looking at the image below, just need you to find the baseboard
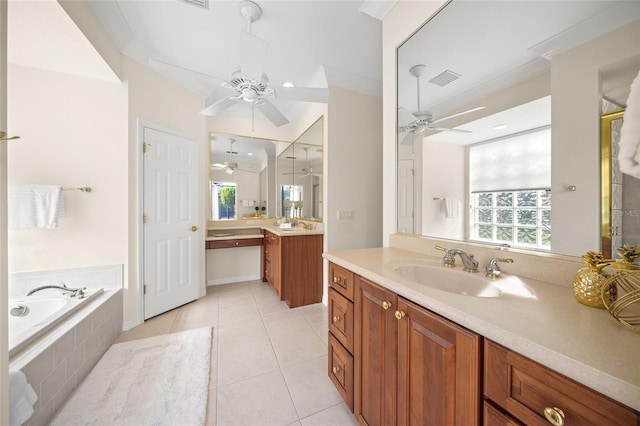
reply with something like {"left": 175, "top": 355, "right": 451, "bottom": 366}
{"left": 207, "top": 274, "right": 261, "bottom": 286}
{"left": 122, "top": 319, "right": 142, "bottom": 331}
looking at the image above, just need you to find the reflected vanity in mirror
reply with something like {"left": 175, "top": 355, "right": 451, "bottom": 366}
{"left": 277, "top": 116, "right": 324, "bottom": 221}
{"left": 397, "top": 0, "right": 640, "bottom": 257}
{"left": 209, "top": 133, "right": 290, "bottom": 220}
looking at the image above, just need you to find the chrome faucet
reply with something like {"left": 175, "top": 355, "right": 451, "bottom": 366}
{"left": 485, "top": 258, "right": 514, "bottom": 279}
{"left": 299, "top": 221, "right": 314, "bottom": 231}
{"left": 27, "top": 282, "right": 86, "bottom": 298}
{"left": 435, "top": 246, "right": 479, "bottom": 272}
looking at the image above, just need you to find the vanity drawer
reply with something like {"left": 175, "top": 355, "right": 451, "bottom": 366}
{"left": 328, "top": 333, "right": 354, "bottom": 412}
{"left": 329, "top": 262, "right": 355, "bottom": 301}
{"left": 207, "top": 238, "right": 263, "bottom": 249}
{"left": 329, "top": 288, "right": 354, "bottom": 353}
{"left": 484, "top": 340, "right": 639, "bottom": 426}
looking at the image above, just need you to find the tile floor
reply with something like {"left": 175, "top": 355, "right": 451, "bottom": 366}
{"left": 116, "top": 280, "right": 358, "bottom": 426}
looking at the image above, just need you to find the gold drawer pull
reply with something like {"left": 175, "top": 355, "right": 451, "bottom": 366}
{"left": 395, "top": 310, "right": 405, "bottom": 320}
{"left": 333, "top": 276, "right": 341, "bottom": 284}
{"left": 332, "top": 315, "right": 340, "bottom": 323}
{"left": 382, "top": 301, "right": 392, "bottom": 310}
{"left": 332, "top": 366, "right": 341, "bottom": 374}
{"left": 543, "top": 407, "right": 565, "bottom": 426}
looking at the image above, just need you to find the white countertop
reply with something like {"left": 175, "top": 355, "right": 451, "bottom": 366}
{"left": 324, "top": 247, "right": 640, "bottom": 412}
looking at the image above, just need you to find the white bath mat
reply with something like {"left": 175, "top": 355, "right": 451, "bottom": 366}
{"left": 50, "top": 327, "right": 212, "bottom": 426}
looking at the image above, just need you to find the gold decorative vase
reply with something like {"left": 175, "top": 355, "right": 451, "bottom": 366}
{"left": 573, "top": 251, "right": 613, "bottom": 308}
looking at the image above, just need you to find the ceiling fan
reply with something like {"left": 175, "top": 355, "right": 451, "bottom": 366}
{"left": 282, "top": 147, "right": 320, "bottom": 178}
{"left": 398, "top": 64, "right": 485, "bottom": 145}
{"left": 150, "top": 0, "right": 328, "bottom": 128}
{"left": 211, "top": 139, "right": 256, "bottom": 175}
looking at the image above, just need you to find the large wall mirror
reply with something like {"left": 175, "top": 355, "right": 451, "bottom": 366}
{"left": 397, "top": 0, "right": 640, "bottom": 257}
{"left": 209, "top": 133, "right": 290, "bottom": 221}
{"left": 277, "top": 116, "right": 324, "bottom": 221}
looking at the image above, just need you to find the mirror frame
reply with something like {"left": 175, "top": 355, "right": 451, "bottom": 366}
{"left": 600, "top": 109, "right": 625, "bottom": 258}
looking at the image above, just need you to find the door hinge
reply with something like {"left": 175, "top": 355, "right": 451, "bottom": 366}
{"left": 143, "top": 142, "right": 149, "bottom": 153}
{"left": 143, "top": 213, "right": 147, "bottom": 224}
{"left": 144, "top": 284, "right": 147, "bottom": 295}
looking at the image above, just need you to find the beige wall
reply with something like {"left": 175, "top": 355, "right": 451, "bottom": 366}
{"left": 326, "top": 86, "right": 383, "bottom": 251}
{"left": 7, "top": 64, "right": 128, "bottom": 273}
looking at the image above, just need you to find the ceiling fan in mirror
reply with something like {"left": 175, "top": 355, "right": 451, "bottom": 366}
{"left": 282, "top": 147, "right": 320, "bottom": 178}
{"left": 149, "top": 0, "right": 328, "bottom": 128}
{"left": 212, "top": 139, "right": 256, "bottom": 175}
{"left": 398, "top": 64, "right": 485, "bottom": 145}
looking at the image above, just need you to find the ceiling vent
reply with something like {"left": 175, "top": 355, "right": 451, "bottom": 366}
{"left": 180, "top": 0, "right": 209, "bottom": 9}
{"left": 429, "top": 70, "right": 461, "bottom": 87}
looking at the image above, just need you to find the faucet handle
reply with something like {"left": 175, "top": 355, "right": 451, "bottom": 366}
{"left": 485, "top": 258, "right": 514, "bottom": 279}
{"left": 435, "top": 245, "right": 456, "bottom": 268}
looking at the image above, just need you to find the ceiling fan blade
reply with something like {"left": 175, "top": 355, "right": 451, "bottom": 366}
{"left": 200, "top": 96, "right": 239, "bottom": 116}
{"left": 238, "top": 30, "right": 269, "bottom": 81}
{"left": 274, "top": 87, "right": 329, "bottom": 103}
{"left": 427, "top": 126, "right": 472, "bottom": 133}
{"left": 257, "top": 100, "right": 289, "bottom": 127}
{"left": 431, "top": 106, "right": 485, "bottom": 124}
{"left": 398, "top": 107, "right": 419, "bottom": 128}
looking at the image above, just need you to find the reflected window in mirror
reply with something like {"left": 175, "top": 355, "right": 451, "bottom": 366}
{"left": 212, "top": 182, "right": 237, "bottom": 220}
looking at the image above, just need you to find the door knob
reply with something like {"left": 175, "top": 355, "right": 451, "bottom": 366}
{"left": 191, "top": 226, "right": 198, "bottom": 232}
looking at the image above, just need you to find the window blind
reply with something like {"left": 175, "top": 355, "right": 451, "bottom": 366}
{"left": 469, "top": 127, "right": 551, "bottom": 193}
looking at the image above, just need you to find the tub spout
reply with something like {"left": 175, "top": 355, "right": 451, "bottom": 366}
{"left": 27, "top": 283, "right": 86, "bottom": 298}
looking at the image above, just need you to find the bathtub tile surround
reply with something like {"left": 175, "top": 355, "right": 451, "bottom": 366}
{"left": 8, "top": 264, "right": 123, "bottom": 298}
{"left": 10, "top": 289, "right": 123, "bottom": 426}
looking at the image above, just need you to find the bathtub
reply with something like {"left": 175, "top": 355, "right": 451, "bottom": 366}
{"left": 8, "top": 288, "right": 103, "bottom": 357}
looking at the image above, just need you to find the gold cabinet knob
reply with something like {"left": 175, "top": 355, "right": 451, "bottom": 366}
{"left": 191, "top": 225, "right": 198, "bottom": 232}
{"left": 543, "top": 407, "right": 565, "bottom": 426}
{"left": 332, "top": 366, "right": 340, "bottom": 374}
{"left": 395, "top": 310, "right": 406, "bottom": 320}
{"left": 333, "top": 276, "right": 341, "bottom": 284}
{"left": 382, "top": 301, "right": 392, "bottom": 310}
{"left": 332, "top": 315, "right": 340, "bottom": 323}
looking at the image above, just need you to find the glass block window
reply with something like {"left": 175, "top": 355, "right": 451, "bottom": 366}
{"left": 471, "top": 190, "right": 551, "bottom": 250}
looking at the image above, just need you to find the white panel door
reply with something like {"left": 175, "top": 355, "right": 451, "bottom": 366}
{"left": 143, "top": 126, "right": 200, "bottom": 320}
{"left": 397, "top": 158, "right": 415, "bottom": 234}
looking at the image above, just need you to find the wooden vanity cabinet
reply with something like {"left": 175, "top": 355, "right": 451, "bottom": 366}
{"left": 354, "top": 275, "right": 482, "bottom": 426}
{"left": 328, "top": 262, "right": 355, "bottom": 411}
{"left": 484, "top": 340, "right": 640, "bottom": 426}
{"left": 263, "top": 230, "right": 322, "bottom": 308}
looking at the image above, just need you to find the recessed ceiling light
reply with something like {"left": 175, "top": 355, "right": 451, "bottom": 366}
{"left": 248, "top": 152, "right": 254, "bottom": 156}
{"left": 282, "top": 82, "right": 295, "bottom": 88}
{"left": 493, "top": 124, "right": 508, "bottom": 130}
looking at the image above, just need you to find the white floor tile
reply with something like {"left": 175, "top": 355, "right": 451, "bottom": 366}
{"left": 270, "top": 327, "right": 328, "bottom": 368}
{"left": 217, "top": 370, "right": 299, "bottom": 426}
{"left": 263, "top": 310, "right": 314, "bottom": 337}
{"left": 300, "top": 403, "right": 358, "bottom": 426}
{"left": 282, "top": 355, "right": 343, "bottom": 419}
{"left": 218, "top": 337, "right": 280, "bottom": 386}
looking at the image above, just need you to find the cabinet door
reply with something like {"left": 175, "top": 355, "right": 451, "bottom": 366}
{"left": 396, "top": 297, "right": 481, "bottom": 426}
{"left": 354, "top": 276, "right": 398, "bottom": 426}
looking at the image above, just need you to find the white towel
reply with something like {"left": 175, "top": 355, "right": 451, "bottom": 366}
{"left": 444, "top": 198, "right": 460, "bottom": 219}
{"left": 618, "top": 69, "right": 640, "bottom": 179}
{"left": 8, "top": 184, "right": 65, "bottom": 230}
{"left": 9, "top": 370, "right": 38, "bottom": 426}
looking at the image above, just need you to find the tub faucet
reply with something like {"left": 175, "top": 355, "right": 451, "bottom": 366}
{"left": 27, "top": 283, "right": 86, "bottom": 298}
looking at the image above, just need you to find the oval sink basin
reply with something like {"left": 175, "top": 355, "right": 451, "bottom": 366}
{"left": 385, "top": 259, "right": 535, "bottom": 299}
